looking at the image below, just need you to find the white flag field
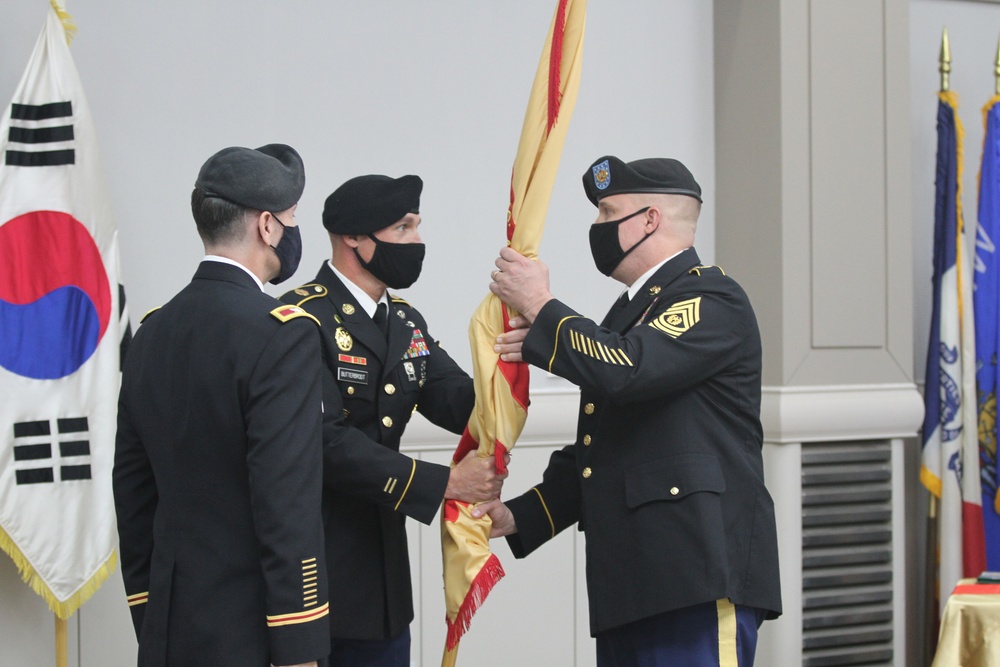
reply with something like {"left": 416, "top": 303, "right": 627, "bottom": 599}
{"left": 0, "top": 5, "right": 130, "bottom": 618}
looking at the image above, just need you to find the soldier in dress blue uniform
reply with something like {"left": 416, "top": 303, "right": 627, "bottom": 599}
{"left": 113, "top": 144, "right": 330, "bottom": 667}
{"left": 279, "top": 174, "right": 518, "bottom": 667}
{"left": 476, "top": 156, "right": 782, "bottom": 667}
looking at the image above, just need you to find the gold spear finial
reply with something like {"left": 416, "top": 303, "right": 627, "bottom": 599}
{"left": 995, "top": 33, "right": 1000, "bottom": 95}
{"left": 940, "top": 27, "right": 951, "bottom": 93}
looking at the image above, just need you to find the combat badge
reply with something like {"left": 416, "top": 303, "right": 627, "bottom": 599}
{"left": 648, "top": 297, "right": 702, "bottom": 338}
{"left": 335, "top": 326, "right": 353, "bottom": 351}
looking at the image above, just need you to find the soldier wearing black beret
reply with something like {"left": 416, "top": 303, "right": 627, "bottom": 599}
{"left": 279, "top": 174, "right": 519, "bottom": 667}
{"left": 479, "top": 156, "right": 782, "bottom": 666}
{"left": 114, "top": 144, "right": 331, "bottom": 667}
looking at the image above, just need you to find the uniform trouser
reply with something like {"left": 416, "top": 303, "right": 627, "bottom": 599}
{"left": 326, "top": 627, "right": 410, "bottom": 667}
{"left": 595, "top": 599, "right": 768, "bottom": 667}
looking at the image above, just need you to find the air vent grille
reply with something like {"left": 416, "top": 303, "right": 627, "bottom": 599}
{"left": 801, "top": 441, "right": 893, "bottom": 667}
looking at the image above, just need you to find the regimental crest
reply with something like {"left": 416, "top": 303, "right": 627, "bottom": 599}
{"left": 593, "top": 160, "right": 611, "bottom": 190}
{"left": 335, "top": 326, "right": 353, "bottom": 352}
{"left": 648, "top": 297, "right": 702, "bottom": 338}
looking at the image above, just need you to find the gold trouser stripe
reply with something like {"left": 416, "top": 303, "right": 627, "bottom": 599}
{"left": 532, "top": 487, "right": 556, "bottom": 539}
{"left": 394, "top": 459, "right": 417, "bottom": 511}
{"left": 548, "top": 316, "right": 582, "bottom": 372}
{"left": 717, "top": 598, "right": 738, "bottom": 667}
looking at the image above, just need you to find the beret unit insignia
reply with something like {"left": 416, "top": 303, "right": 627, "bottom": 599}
{"left": 648, "top": 297, "right": 701, "bottom": 338}
{"left": 593, "top": 159, "right": 611, "bottom": 190}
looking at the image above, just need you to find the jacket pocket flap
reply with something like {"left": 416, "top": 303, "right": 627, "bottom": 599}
{"left": 626, "top": 454, "right": 726, "bottom": 507}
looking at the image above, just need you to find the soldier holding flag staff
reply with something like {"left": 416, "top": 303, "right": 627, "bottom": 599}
{"left": 113, "top": 144, "right": 329, "bottom": 667}
{"left": 279, "top": 173, "right": 520, "bottom": 667}
{"left": 477, "top": 155, "right": 782, "bottom": 667}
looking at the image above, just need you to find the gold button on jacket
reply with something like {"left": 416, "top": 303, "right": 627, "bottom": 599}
{"left": 582, "top": 467, "right": 592, "bottom": 478}
{"left": 582, "top": 434, "right": 592, "bottom": 446}
{"left": 384, "top": 383, "right": 396, "bottom": 395}
{"left": 382, "top": 416, "right": 393, "bottom": 428}
{"left": 584, "top": 403, "right": 595, "bottom": 414}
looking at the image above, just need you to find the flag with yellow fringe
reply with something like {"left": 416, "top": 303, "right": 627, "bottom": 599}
{"left": 0, "top": 1, "right": 130, "bottom": 619}
{"left": 440, "top": 1, "right": 585, "bottom": 664}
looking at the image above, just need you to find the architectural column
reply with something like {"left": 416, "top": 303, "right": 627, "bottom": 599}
{"left": 714, "top": 2, "right": 924, "bottom": 665}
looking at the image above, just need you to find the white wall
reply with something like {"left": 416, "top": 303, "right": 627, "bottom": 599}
{"left": 0, "top": 2, "right": 714, "bottom": 665}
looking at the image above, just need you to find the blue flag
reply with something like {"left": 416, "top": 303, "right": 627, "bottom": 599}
{"left": 975, "top": 94, "right": 1000, "bottom": 570}
{"left": 922, "top": 91, "right": 984, "bottom": 608}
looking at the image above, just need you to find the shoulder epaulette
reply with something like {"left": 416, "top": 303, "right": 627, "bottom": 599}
{"left": 287, "top": 283, "right": 327, "bottom": 306}
{"left": 389, "top": 294, "right": 411, "bottom": 306}
{"left": 270, "top": 305, "right": 321, "bottom": 326}
{"left": 688, "top": 265, "right": 726, "bottom": 277}
{"left": 140, "top": 307, "right": 162, "bottom": 323}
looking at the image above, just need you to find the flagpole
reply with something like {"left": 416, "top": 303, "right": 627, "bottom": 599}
{"left": 995, "top": 32, "right": 1000, "bottom": 95}
{"left": 940, "top": 26, "right": 951, "bottom": 93}
{"left": 55, "top": 615, "right": 67, "bottom": 667}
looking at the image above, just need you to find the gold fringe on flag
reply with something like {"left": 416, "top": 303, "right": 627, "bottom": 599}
{"left": 0, "top": 524, "right": 117, "bottom": 619}
{"left": 49, "top": 0, "right": 77, "bottom": 45}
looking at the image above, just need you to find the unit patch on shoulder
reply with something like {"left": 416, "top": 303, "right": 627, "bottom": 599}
{"left": 270, "top": 305, "right": 320, "bottom": 326}
{"left": 648, "top": 297, "right": 701, "bottom": 338}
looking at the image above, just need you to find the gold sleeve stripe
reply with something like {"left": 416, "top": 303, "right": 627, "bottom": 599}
{"left": 531, "top": 487, "right": 556, "bottom": 539}
{"left": 394, "top": 459, "right": 418, "bottom": 511}
{"left": 607, "top": 348, "right": 623, "bottom": 365}
{"left": 266, "top": 602, "right": 330, "bottom": 627}
{"left": 384, "top": 477, "right": 398, "bottom": 494}
{"left": 126, "top": 592, "right": 149, "bottom": 606}
{"left": 618, "top": 349, "right": 634, "bottom": 366}
{"left": 596, "top": 342, "right": 611, "bottom": 363}
{"left": 303, "top": 576, "right": 317, "bottom": 583}
{"left": 301, "top": 557, "right": 316, "bottom": 564}
{"left": 570, "top": 329, "right": 579, "bottom": 351}
{"left": 548, "top": 316, "right": 582, "bottom": 372}
{"left": 586, "top": 337, "right": 596, "bottom": 358}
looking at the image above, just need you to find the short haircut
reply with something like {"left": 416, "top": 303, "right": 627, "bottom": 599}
{"left": 190, "top": 188, "right": 257, "bottom": 246}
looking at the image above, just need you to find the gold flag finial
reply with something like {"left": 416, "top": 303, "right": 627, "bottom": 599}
{"left": 49, "top": 0, "right": 77, "bottom": 45}
{"left": 940, "top": 27, "right": 951, "bottom": 93}
{"left": 995, "top": 33, "right": 1000, "bottom": 95}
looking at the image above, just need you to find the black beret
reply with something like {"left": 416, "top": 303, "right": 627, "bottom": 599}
{"left": 582, "top": 155, "right": 702, "bottom": 206}
{"left": 322, "top": 174, "right": 422, "bottom": 235}
{"left": 195, "top": 143, "right": 305, "bottom": 211}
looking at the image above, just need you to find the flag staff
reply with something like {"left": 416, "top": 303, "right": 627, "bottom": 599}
{"left": 940, "top": 27, "right": 951, "bottom": 93}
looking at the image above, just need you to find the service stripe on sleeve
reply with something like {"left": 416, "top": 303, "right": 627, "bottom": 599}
{"left": 266, "top": 602, "right": 330, "bottom": 627}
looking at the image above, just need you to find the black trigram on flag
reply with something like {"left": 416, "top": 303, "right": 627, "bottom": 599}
{"left": 12, "top": 417, "right": 92, "bottom": 484}
{"left": 5, "top": 101, "right": 75, "bottom": 167}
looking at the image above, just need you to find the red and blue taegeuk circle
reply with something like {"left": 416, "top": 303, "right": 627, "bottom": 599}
{"left": 0, "top": 210, "right": 111, "bottom": 379}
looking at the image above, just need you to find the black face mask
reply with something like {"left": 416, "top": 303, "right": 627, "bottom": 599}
{"left": 355, "top": 234, "right": 426, "bottom": 289}
{"left": 268, "top": 215, "right": 302, "bottom": 285}
{"left": 588, "top": 206, "right": 651, "bottom": 276}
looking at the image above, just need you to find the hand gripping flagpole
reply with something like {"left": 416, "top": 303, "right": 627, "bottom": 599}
{"left": 439, "top": 1, "right": 585, "bottom": 665}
